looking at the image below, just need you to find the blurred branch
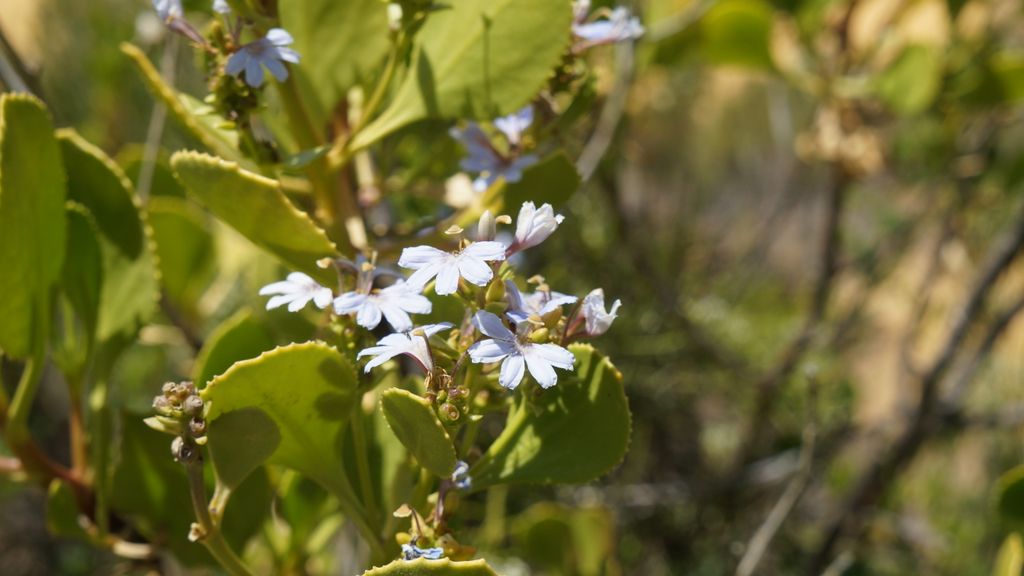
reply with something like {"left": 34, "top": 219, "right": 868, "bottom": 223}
{"left": 735, "top": 379, "right": 818, "bottom": 576}
{"left": 648, "top": 0, "right": 718, "bottom": 43}
{"left": 160, "top": 294, "right": 204, "bottom": 353}
{"left": 808, "top": 200, "right": 1024, "bottom": 572}
{"left": 0, "top": 24, "right": 41, "bottom": 97}
{"left": 576, "top": 40, "right": 634, "bottom": 182}
{"left": 137, "top": 35, "right": 179, "bottom": 201}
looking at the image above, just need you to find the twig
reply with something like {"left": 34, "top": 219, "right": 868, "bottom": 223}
{"left": 808, "top": 200, "right": 1024, "bottom": 572}
{"left": 137, "top": 35, "right": 179, "bottom": 201}
{"left": 159, "top": 293, "right": 204, "bottom": 353}
{"left": 0, "top": 24, "right": 40, "bottom": 96}
{"left": 576, "top": 39, "right": 635, "bottom": 182}
{"left": 735, "top": 377, "right": 818, "bottom": 576}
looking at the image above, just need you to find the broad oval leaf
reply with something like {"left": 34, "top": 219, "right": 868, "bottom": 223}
{"left": 59, "top": 129, "right": 159, "bottom": 342}
{"left": 170, "top": 151, "right": 338, "bottom": 284}
{"left": 351, "top": 0, "right": 573, "bottom": 149}
{"left": 997, "top": 465, "right": 1024, "bottom": 526}
{"left": 279, "top": 0, "right": 390, "bottom": 128}
{"left": 201, "top": 342, "right": 365, "bottom": 520}
{"left": 192, "top": 308, "right": 274, "bottom": 388}
{"left": 995, "top": 533, "right": 1024, "bottom": 576}
{"left": 470, "top": 344, "right": 630, "bottom": 488}
{"left": 60, "top": 207, "right": 104, "bottom": 344}
{"left": 361, "top": 558, "right": 499, "bottom": 576}
{"left": 381, "top": 388, "right": 457, "bottom": 477}
{"left": 0, "top": 93, "right": 66, "bottom": 357}
{"left": 502, "top": 152, "right": 580, "bottom": 210}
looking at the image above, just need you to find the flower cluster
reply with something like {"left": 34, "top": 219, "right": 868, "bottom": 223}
{"left": 259, "top": 201, "right": 621, "bottom": 391}
{"left": 572, "top": 0, "right": 645, "bottom": 49}
{"left": 450, "top": 106, "right": 539, "bottom": 193}
{"left": 151, "top": 0, "right": 301, "bottom": 88}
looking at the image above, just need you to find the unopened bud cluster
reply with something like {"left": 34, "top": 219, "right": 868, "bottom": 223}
{"left": 149, "top": 381, "right": 207, "bottom": 464}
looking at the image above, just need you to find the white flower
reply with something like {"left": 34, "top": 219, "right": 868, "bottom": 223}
{"left": 510, "top": 201, "right": 564, "bottom": 253}
{"left": 468, "top": 311, "right": 575, "bottom": 390}
{"left": 505, "top": 280, "right": 577, "bottom": 324}
{"left": 493, "top": 105, "right": 533, "bottom": 146}
{"left": 573, "top": 6, "right": 645, "bottom": 45}
{"left": 357, "top": 323, "right": 454, "bottom": 373}
{"left": 581, "top": 288, "right": 621, "bottom": 335}
{"left": 213, "top": 0, "right": 231, "bottom": 14}
{"left": 334, "top": 280, "right": 431, "bottom": 332}
{"left": 450, "top": 124, "right": 538, "bottom": 192}
{"left": 259, "top": 272, "right": 333, "bottom": 312}
{"left": 226, "top": 28, "right": 300, "bottom": 87}
{"left": 398, "top": 241, "right": 507, "bottom": 295}
{"left": 153, "top": 0, "right": 183, "bottom": 21}
{"left": 401, "top": 543, "right": 444, "bottom": 561}
{"left": 451, "top": 460, "right": 472, "bottom": 490}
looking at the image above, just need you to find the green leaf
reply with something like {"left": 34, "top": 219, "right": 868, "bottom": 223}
{"left": 0, "top": 93, "right": 66, "bottom": 358}
{"left": 121, "top": 43, "right": 243, "bottom": 163}
{"left": 503, "top": 152, "right": 580, "bottom": 210}
{"left": 279, "top": 0, "right": 390, "bottom": 127}
{"left": 60, "top": 207, "right": 104, "bottom": 344}
{"left": 380, "top": 388, "right": 457, "bottom": 477}
{"left": 58, "top": 129, "right": 159, "bottom": 342}
{"left": 876, "top": 45, "right": 944, "bottom": 115}
{"left": 201, "top": 343, "right": 364, "bottom": 517}
{"left": 698, "top": 0, "right": 776, "bottom": 71}
{"left": 149, "top": 196, "right": 216, "bottom": 312}
{"left": 351, "top": 0, "right": 573, "bottom": 150}
{"left": 111, "top": 414, "right": 270, "bottom": 566}
{"left": 46, "top": 479, "right": 89, "bottom": 540}
{"left": 997, "top": 533, "right": 1024, "bottom": 576}
{"left": 193, "top": 308, "right": 275, "bottom": 388}
{"left": 361, "top": 558, "right": 499, "bottom": 576}
{"left": 170, "top": 151, "right": 338, "bottom": 285}
{"left": 470, "top": 344, "right": 630, "bottom": 488}
{"left": 998, "top": 466, "right": 1024, "bottom": 527}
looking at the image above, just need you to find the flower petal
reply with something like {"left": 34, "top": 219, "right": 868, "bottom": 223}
{"left": 225, "top": 51, "right": 248, "bottom": 76}
{"left": 522, "top": 346, "right": 558, "bottom": 388}
{"left": 398, "top": 245, "right": 447, "bottom": 269}
{"left": 499, "top": 354, "right": 526, "bottom": 389}
{"left": 263, "top": 55, "right": 289, "bottom": 82}
{"left": 245, "top": 57, "right": 265, "bottom": 87}
{"left": 434, "top": 261, "right": 461, "bottom": 295}
{"left": 457, "top": 255, "right": 493, "bottom": 286}
{"left": 355, "top": 301, "right": 383, "bottom": 329}
{"left": 333, "top": 291, "right": 368, "bottom": 314}
{"left": 528, "top": 343, "right": 576, "bottom": 370}
{"left": 468, "top": 338, "right": 515, "bottom": 364}
{"left": 473, "top": 310, "right": 514, "bottom": 340}
{"left": 378, "top": 302, "right": 413, "bottom": 332}
{"left": 463, "top": 241, "right": 507, "bottom": 262}
{"left": 265, "top": 27, "right": 294, "bottom": 46}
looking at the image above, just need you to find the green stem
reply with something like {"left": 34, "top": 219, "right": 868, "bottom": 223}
{"left": 185, "top": 460, "right": 255, "bottom": 576}
{"left": 6, "top": 298, "right": 46, "bottom": 449}
{"left": 350, "top": 402, "right": 380, "bottom": 528}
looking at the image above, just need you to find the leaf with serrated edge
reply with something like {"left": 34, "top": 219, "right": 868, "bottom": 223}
{"left": 192, "top": 308, "right": 274, "bottom": 387}
{"left": 361, "top": 558, "right": 499, "bottom": 576}
{"left": 381, "top": 389, "right": 457, "bottom": 477}
{"left": 469, "top": 344, "right": 630, "bottom": 489}
{"left": 350, "top": 0, "right": 573, "bottom": 150}
{"left": 170, "top": 151, "right": 338, "bottom": 285}
{"left": 0, "top": 93, "right": 66, "bottom": 357}
{"left": 121, "top": 43, "right": 243, "bottom": 163}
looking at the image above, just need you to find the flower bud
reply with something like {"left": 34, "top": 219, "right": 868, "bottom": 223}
{"left": 439, "top": 403, "right": 460, "bottom": 422}
{"left": 477, "top": 210, "right": 496, "bottom": 240}
{"left": 189, "top": 418, "right": 207, "bottom": 437}
{"left": 183, "top": 395, "right": 204, "bottom": 417}
{"left": 528, "top": 327, "right": 550, "bottom": 343}
{"left": 485, "top": 278, "right": 506, "bottom": 304}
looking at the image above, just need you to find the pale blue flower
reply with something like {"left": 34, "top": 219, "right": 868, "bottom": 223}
{"left": 398, "top": 241, "right": 507, "bottom": 295}
{"left": 581, "top": 288, "right": 621, "bottom": 335}
{"left": 259, "top": 272, "right": 333, "bottom": 312}
{"left": 573, "top": 4, "right": 645, "bottom": 45}
{"left": 153, "top": 0, "right": 183, "bottom": 22}
{"left": 451, "top": 460, "right": 472, "bottom": 490}
{"left": 450, "top": 124, "right": 538, "bottom": 192}
{"left": 358, "top": 323, "right": 454, "bottom": 373}
{"left": 334, "top": 280, "right": 432, "bottom": 332}
{"left": 505, "top": 280, "right": 577, "bottom": 324}
{"left": 493, "top": 106, "right": 533, "bottom": 146}
{"left": 510, "top": 201, "right": 564, "bottom": 254}
{"left": 226, "top": 28, "right": 300, "bottom": 87}
{"left": 401, "top": 543, "right": 445, "bottom": 561}
{"left": 468, "top": 311, "right": 575, "bottom": 390}
{"left": 213, "top": 0, "right": 231, "bottom": 14}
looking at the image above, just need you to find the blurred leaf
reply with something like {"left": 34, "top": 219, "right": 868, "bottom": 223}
{"left": 193, "top": 308, "right": 275, "bottom": 388}
{"left": 283, "top": 145, "right": 332, "bottom": 173}
{"left": 170, "top": 151, "right": 339, "bottom": 285}
{"left": 876, "top": 45, "right": 944, "bottom": 115}
{"left": 471, "top": 344, "right": 630, "bottom": 488}
{"left": 699, "top": 0, "right": 776, "bottom": 71}
{"left": 46, "top": 479, "right": 89, "bottom": 541}
{"left": 995, "top": 533, "right": 1024, "bottom": 576}
{"left": 361, "top": 558, "right": 499, "bottom": 575}
{"left": 116, "top": 145, "right": 186, "bottom": 198}
{"left": 111, "top": 414, "right": 271, "bottom": 566}
{"left": 0, "top": 93, "right": 66, "bottom": 358}
{"left": 997, "top": 466, "right": 1024, "bottom": 526}
{"left": 351, "top": 0, "right": 573, "bottom": 149}
{"left": 149, "top": 196, "right": 216, "bottom": 312}
{"left": 59, "top": 130, "right": 159, "bottom": 343}
{"left": 121, "top": 43, "right": 243, "bottom": 164}
{"left": 512, "top": 502, "right": 615, "bottom": 576}
{"left": 381, "top": 388, "right": 457, "bottom": 477}
{"left": 502, "top": 152, "right": 580, "bottom": 210}
{"left": 279, "top": 0, "right": 390, "bottom": 127}
{"left": 201, "top": 342, "right": 370, "bottom": 528}
{"left": 60, "top": 207, "right": 104, "bottom": 346}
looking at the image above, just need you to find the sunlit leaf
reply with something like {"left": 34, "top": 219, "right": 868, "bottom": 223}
{"left": 361, "top": 558, "right": 499, "bottom": 576}
{"left": 193, "top": 308, "right": 275, "bottom": 388}
{"left": 995, "top": 533, "right": 1024, "bottom": 576}
{"left": 149, "top": 196, "right": 216, "bottom": 314}
{"left": 0, "top": 93, "right": 66, "bottom": 358}
{"left": 381, "top": 388, "right": 457, "bottom": 477}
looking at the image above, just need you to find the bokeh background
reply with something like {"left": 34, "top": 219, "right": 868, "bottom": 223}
{"left": 5, "top": 0, "right": 1024, "bottom": 574}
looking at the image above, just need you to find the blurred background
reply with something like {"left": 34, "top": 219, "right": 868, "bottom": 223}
{"left": 5, "top": 0, "right": 1024, "bottom": 574}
